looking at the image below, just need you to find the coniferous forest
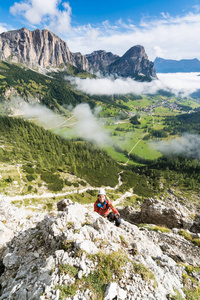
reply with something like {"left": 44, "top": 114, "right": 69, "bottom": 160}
{"left": 0, "top": 116, "right": 120, "bottom": 188}
{"left": 1, "top": 115, "right": 200, "bottom": 196}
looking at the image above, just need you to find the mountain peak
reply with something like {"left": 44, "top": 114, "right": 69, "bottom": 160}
{"left": 0, "top": 27, "right": 156, "bottom": 79}
{"left": 122, "top": 45, "right": 146, "bottom": 59}
{"left": 107, "top": 45, "right": 156, "bottom": 79}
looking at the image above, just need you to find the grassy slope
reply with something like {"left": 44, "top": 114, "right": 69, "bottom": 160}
{"left": 0, "top": 61, "right": 95, "bottom": 111}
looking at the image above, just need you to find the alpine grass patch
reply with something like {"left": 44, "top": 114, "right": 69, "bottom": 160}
{"left": 56, "top": 251, "right": 157, "bottom": 299}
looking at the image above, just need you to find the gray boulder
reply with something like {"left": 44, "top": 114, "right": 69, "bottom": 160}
{"left": 140, "top": 198, "right": 192, "bottom": 229}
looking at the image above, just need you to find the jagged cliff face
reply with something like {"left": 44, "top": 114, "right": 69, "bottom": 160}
{"left": 86, "top": 50, "right": 120, "bottom": 72}
{"left": 0, "top": 28, "right": 156, "bottom": 79}
{"left": 107, "top": 45, "right": 157, "bottom": 78}
{"left": 0, "top": 28, "right": 89, "bottom": 70}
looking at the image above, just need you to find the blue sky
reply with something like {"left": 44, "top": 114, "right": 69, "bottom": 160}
{"left": 1, "top": 0, "right": 200, "bottom": 60}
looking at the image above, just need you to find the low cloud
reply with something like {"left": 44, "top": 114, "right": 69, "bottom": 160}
{"left": 10, "top": 98, "right": 111, "bottom": 147}
{"left": 152, "top": 133, "right": 200, "bottom": 160}
{"left": 72, "top": 103, "right": 111, "bottom": 146}
{"left": 10, "top": 97, "right": 66, "bottom": 129}
{"left": 158, "top": 73, "right": 200, "bottom": 97}
{"left": 68, "top": 72, "right": 200, "bottom": 97}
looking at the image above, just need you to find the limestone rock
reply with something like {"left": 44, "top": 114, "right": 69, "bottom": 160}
{"left": 106, "top": 45, "right": 157, "bottom": 79}
{"left": 86, "top": 50, "right": 119, "bottom": 72}
{"left": 140, "top": 198, "right": 192, "bottom": 229}
{"left": 0, "top": 198, "right": 199, "bottom": 300}
{"left": 0, "top": 27, "right": 89, "bottom": 70}
{"left": 104, "top": 282, "right": 127, "bottom": 300}
{"left": 0, "top": 222, "right": 14, "bottom": 250}
{"left": 0, "top": 28, "right": 157, "bottom": 80}
{"left": 190, "top": 214, "right": 200, "bottom": 233}
{"left": 57, "top": 198, "right": 73, "bottom": 211}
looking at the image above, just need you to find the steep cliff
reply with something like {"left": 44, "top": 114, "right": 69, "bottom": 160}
{"left": 107, "top": 45, "right": 157, "bottom": 79}
{"left": 0, "top": 28, "right": 157, "bottom": 80}
{"left": 0, "top": 27, "right": 89, "bottom": 70}
{"left": 86, "top": 50, "right": 120, "bottom": 72}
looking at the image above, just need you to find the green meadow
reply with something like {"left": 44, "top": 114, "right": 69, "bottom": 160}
{"left": 50, "top": 94, "right": 200, "bottom": 165}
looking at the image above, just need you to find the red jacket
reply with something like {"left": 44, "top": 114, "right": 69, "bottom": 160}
{"left": 94, "top": 198, "right": 119, "bottom": 217}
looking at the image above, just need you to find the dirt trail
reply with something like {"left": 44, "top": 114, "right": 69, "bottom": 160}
{"left": 16, "top": 164, "right": 24, "bottom": 193}
{"left": 0, "top": 170, "right": 125, "bottom": 204}
{"left": 123, "top": 132, "right": 148, "bottom": 165}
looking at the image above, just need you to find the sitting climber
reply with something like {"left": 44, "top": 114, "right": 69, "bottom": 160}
{"left": 94, "top": 188, "right": 121, "bottom": 227}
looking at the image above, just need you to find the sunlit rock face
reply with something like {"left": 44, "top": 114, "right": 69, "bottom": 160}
{"left": 0, "top": 28, "right": 156, "bottom": 80}
{"left": 106, "top": 45, "right": 157, "bottom": 79}
{"left": 86, "top": 46, "right": 157, "bottom": 79}
{"left": 86, "top": 50, "right": 120, "bottom": 73}
{"left": 0, "top": 27, "right": 89, "bottom": 70}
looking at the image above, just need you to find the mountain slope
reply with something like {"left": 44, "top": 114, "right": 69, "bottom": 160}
{"left": 0, "top": 61, "right": 136, "bottom": 114}
{"left": 0, "top": 61, "right": 96, "bottom": 113}
{"left": 0, "top": 198, "right": 199, "bottom": 299}
{"left": 0, "top": 116, "right": 120, "bottom": 187}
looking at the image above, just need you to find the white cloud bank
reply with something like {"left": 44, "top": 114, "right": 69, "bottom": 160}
{"left": 153, "top": 133, "right": 200, "bottom": 160}
{"left": 10, "top": 98, "right": 111, "bottom": 146}
{"left": 7, "top": 1, "right": 200, "bottom": 60}
{"left": 68, "top": 72, "right": 200, "bottom": 97}
{"left": 73, "top": 103, "right": 111, "bottom": 146}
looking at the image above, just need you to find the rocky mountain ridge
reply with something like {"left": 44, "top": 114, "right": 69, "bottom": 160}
{"left": 0, "top": 27, "right": 89, "bottom": 71}
{"left": 0, "top": 28, "right": 157, "bottom": 79}
{"left": 107, "top": 46, "right": 157, "bottom": 79}
{"left": 0, "top": 195, "right": 199, "bottom": 300}
{"left": 86, "top": 50, "right": 120, "bottom": 73}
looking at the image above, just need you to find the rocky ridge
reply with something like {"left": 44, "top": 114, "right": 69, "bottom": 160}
{"left": 0, "top": 28, "right": 88, "bottom": 70}
{"left": 86, "top": 50, "right": 120, "bottom": 73}
{"left": 0, "top": 28, "right": 157, "bottom": 79}
{"left": 0, "top": 196, "right": 199, "bottom": 300}
{"left": 106, "top": 46, "right": 157, "bottom": 79}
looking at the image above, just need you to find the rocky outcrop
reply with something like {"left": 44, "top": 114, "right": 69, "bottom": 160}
{"left": 119, "top": 198, "right": 196, "bottom": 231}
{"left": 0, "top": 27, "right": 89, "bottom": 70}
{"left": 140, "top": 198, "right": 193, "bottom": 229}
{"left": 0, "top": 197, "right": 199, "bottom": 299}
{"left": 190, "top": 214, "right": 200, "bottom": 233}
{"left": 120, "top": 198, "right": 196, "bottom": 233}
{"left": 86, "top": 50, "right": 119, "bottom": 73}
{"left": 0, "top": 28, "right": 157, "bottom": 80}
{"left": 106, "top": 45, "right": 157, "bottom": 79}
